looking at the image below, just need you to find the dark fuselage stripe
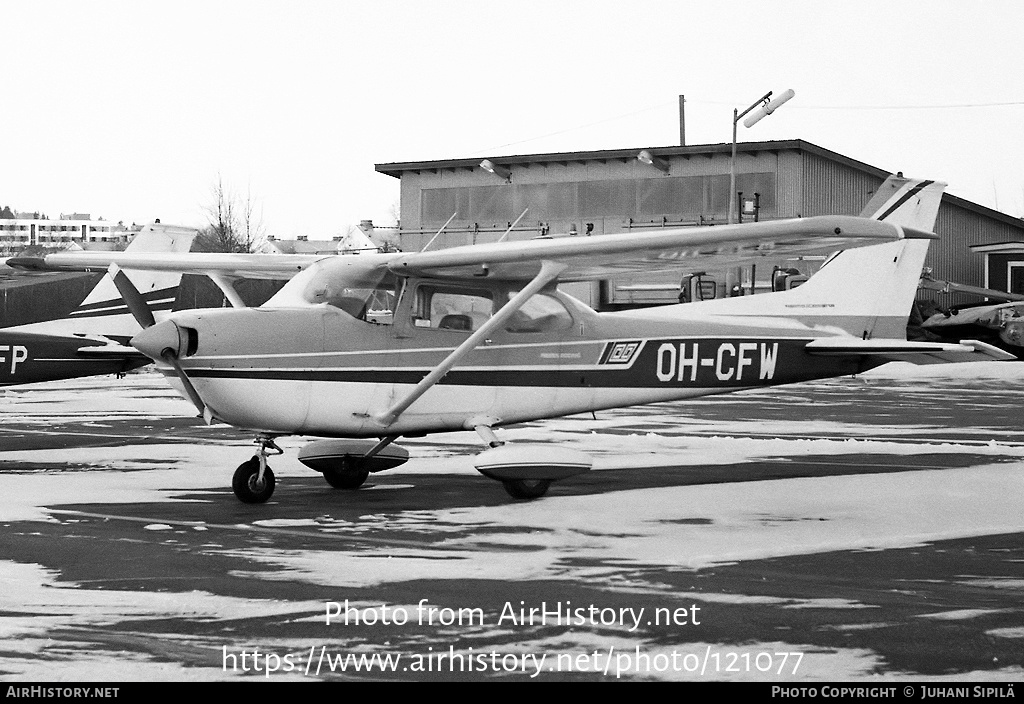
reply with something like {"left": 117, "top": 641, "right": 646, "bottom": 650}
{"left": 182, "top": 362, "right": 863, "bottom": 389}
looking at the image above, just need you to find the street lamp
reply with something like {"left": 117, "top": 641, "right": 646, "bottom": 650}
{"left": 729, "top": 89, "right": 795, "bottom": 224}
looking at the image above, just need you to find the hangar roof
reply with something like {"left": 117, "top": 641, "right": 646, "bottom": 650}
{"left": 375, "top": 139, "right": 877, "bottom": 177}
{"left": 375, "top": 138, "right": 1024, "bottom": 232}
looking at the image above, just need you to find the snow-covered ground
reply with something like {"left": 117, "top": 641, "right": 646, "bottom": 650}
{"left": 1, "top": 368, "right": 1023, "bottom": 681}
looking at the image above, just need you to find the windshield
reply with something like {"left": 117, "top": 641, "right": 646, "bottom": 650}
{"left": 504, "top": 291, "right": 573, "bottom": 333}
{"left": 265, "top": 257, "right": 399, "bottom": 324}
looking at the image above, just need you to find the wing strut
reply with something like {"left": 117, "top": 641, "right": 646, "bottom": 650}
{"left": 207, "top": 273, "right": 247, "bottom": 308}
{"left": 372, "top": 260, "right": 567, "bottom": 427}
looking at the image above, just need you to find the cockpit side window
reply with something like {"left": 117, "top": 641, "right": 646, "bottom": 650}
{"left": 304, "top": 270, "right": 398, "bottom": 325}
{"left": 413, "top": 285, "right": 493, "bottom": 332}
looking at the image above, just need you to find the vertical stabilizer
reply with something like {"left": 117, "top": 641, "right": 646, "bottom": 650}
{"left": 677, "top": 176, "right": 945, "bottom": 340}
{"left": 775, "top": 176, "right": 944, "bottom": 337}
{"left": 858, "top": 175, "right": 944, "bottom": 229}
{"left": 10, "top": 222, "right": 197, "bottom": 337}
{"left": 71, "top": 222, "right": 197, "bottom": 321}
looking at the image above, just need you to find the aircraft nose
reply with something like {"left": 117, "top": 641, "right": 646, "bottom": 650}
{"left": 131, "top": 320, "right": 190, "bottom": 360}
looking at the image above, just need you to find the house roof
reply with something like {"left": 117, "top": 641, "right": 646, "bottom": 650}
{"left": 970, "top": 241, "right": 1024, "bottom": 253}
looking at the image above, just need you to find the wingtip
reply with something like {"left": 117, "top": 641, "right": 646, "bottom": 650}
{"left": 4, "top": 256, "right": 49, "bottom": 271}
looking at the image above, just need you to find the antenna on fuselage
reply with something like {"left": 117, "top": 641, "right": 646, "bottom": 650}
{"left": 496, "top": 208, "right": 529, "bottom": 244}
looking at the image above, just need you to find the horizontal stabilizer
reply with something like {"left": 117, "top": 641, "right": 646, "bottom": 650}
{"left": 805, "top": 338, "right": 1017, "bottom": 364}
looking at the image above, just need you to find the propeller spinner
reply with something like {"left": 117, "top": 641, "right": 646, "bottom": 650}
{"left": 110, "top": 264, "right": 214, "bottom": 423}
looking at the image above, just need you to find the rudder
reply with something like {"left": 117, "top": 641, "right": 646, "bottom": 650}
{"left": 68, "top": 222, "right": 197, "bottom": 325}
{"left": 774, "top": 176, "right": 944, "bottom": 338}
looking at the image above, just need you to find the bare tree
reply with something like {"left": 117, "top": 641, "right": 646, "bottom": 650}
{"left": 195, "top": 175, "right": 264, "bottom": 252}
{"left": 376, "top": 199, "right": 402, "bottom": 252}
{"left": 239, "top": 183, "right": 265, "bottom": 253}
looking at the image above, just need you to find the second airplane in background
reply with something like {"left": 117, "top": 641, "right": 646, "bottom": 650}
{"left": 0, "top": 222, "right": 197, "bottom": 387}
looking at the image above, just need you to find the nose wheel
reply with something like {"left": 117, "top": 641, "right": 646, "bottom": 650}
{"left": 232, "top": 436, "right": 283, "bottom": 503}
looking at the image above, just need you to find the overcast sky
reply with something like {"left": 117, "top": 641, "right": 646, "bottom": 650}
{"left": 4, "top": 0, "right": 1023, "bottom": 239}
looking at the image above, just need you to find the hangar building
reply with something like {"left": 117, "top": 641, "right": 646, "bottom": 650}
{"left": 376, "top": 139, "right": 1024, "bottom": 310}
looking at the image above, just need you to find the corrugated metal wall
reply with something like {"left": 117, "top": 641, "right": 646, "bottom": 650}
{"left": 801, "top": 153, "right": 884, "bottom": 217}
{"left": 930, "top": 205, "right": 984, "bottom": 287}
{"left": 801, "top": 152, "right": 1024, "bottom": 306}
{"left": 927, "top": 204, "right": 1024, "bottom": 305}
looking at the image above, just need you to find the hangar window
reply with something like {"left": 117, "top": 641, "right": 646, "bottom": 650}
{"left": 734, "top": 172, "right": 776, "bottom": 214}
{"left": 421, "top": 188, "right": 470, "bottom": 225}
{"left": 414, "top": 285, "right": 493, "bottom": 332}
{"left": 579, "top": 179, "right": 636, "bottom": 217}
{"left": 469, "top": 185, "right": 513, "bottom": 221}
{"left": 638, "top": 176, "right": 703, "bottom": 217}
{"left": 707, "top": 172, "right": 776, "bottom": 218}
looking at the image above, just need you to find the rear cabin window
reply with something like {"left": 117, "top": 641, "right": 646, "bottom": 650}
{"left": 414, "top": 286, "right": 493, "bottom": 331}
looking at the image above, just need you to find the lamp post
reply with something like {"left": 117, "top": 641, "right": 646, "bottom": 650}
{"left": 728, "top": 88, "right": 795, "bottom": 224}
{"left": 480, "top": 159, "right": 511, "bottom": 183}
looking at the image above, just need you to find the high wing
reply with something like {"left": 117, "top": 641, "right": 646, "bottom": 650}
{"left": 6, "top": 214, "right": 931, "bottom": 286}
{"left": 386, "top": 215, "right": 934, "bottom": 282}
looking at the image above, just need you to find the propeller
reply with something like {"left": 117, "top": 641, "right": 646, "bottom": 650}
{"left": 108, "top": 265, "right": 156, "bottom": 329}
{"left": 158, "top": 341, "right": 215, "bottom": 425}
{"left": 109, "top": 264, "right": 215, "bottom": 423}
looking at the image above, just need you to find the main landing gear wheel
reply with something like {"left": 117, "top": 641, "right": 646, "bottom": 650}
{"left": 323, "top": 465, "right": 370, "bottom": 490}
{"left": 232, "top": 456, "right": 276, "bottom": 504}
{"left": 502, "top": 478, "right": 551, "bottom": 500}
{"left": 298, "top": 438, "right": 409, "bottom": 491}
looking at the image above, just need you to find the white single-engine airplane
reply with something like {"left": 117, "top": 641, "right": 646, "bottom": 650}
{"left": 8, "top": 177, "right": 1015, "bottom": 503}
{"left": 0, "top": 223, "right": 196, "bottom": 387}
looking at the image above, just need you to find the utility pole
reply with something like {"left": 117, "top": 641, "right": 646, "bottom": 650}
{"left": 678, "top": 95, "right": 686, "bottom": 146}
